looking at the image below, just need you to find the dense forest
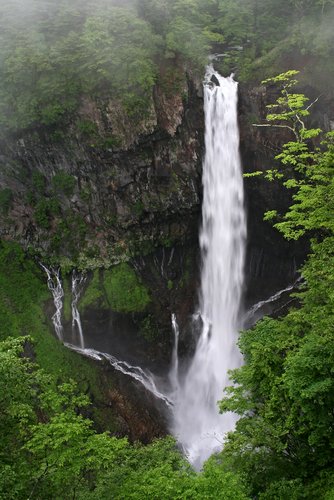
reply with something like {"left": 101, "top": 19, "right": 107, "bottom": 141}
{"left": 1, "top": 0, "right": 333, "bottom": 134}
{"left": 1, "top": 0, "right": 334, "bottom": 499}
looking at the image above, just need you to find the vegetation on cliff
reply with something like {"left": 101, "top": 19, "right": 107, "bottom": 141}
{"left": 0, "top": 0, "right": 334, "bottom": 497}
{"left": 219, "top": 72, "right": 334, "bottom": 498}
{"left": 1, "top": 70, "right": 333, "bottom": 499}
{"left": 0, "top": 0, "right": 333, "bottom": 135}
{"left": 0, "top": 338, "right": 248, "bottom": 498}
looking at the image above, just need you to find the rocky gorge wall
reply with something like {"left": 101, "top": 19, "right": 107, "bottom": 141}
{"left": 0, "top": 70, "right": 203, "bottom": 269}
{"left": 1, "top": 66, "right": 329, "bottom": 442}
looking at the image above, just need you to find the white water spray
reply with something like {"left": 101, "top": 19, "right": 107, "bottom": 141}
{"left": 171, "top": 66, "right": 246, "bottom": 468}
{"left": 41, "top": 264, "right": 64, "bottom": 341}
{"left": 71, "top": 272, "right": 86, "bottom": 349}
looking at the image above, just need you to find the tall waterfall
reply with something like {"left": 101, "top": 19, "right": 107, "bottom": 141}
{"left": 171, "top": 66, "right": 246, "bottom": 468}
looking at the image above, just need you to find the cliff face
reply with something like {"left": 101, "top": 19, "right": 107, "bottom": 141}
{"left": 239, "top": 79, "right": 334, "bottom": 305}
{"left": 0, "top": 72, "right": 203, "bottom": 269}
{"left": 1, "top": 70, "right": 323, "bottom": 442}
{"left": 0, "top": 72, "right": 312, "bottom": 358}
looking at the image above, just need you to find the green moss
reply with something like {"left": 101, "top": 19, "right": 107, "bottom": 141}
{"left": 76, "top": 119, "right": 98, "bottom": 137}
{"left": 52, "top": 171, "right": 76, "bottom": 196}
{"left": 53, "top": 211, "right": 87, "bottom": 257}
{"left": 79, "top": 186, "right": 92, "bottom": 202}
{"left": 167, "top": 279, "right": 174, "bottom": 290}
{"left": 32, "top": 171, "right": 46, "bottom": 195}
{"left": 102, "top": 135, "right": 122, "bottom": 149}
{"left": 139, "top": 315, "right": 159, "bottom": 342}
{"left": 79, "top": 270, "right": 105, "bottom": 312}
{"left": 160, "top": 235, "right": 174, "bottom": 248}
{"left": 34, "top": 197, "right": 60, "bottom": 229}
{"left": 133, "top": 200, "right": 145, "bottom": 217}
{"left": 128, "top": 236, "right": 154, "bottom": 257}
{"left": 0, "top": 240, "right": 119, "bottom": 433}
{"left": 103, "top": 263, "right": 150, "bottom": 313}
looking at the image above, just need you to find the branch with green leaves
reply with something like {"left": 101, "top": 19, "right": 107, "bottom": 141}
{"left": 248, "top": 70, "right": 334, "bottom": 241}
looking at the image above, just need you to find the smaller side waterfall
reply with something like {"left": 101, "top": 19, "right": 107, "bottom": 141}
{"left": 244, "top": 277, "right": 303, "bottom": 326}
{"left": 71, "top": 272, "right": 86, "bottom": 349}
{"left": 65, "top": 343, "right": 173, "bottom": 407}
{"left": 41, "top": 264, "right": 64, "bottom": 340}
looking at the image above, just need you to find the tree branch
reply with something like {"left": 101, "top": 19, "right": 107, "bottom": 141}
{"left": 252, "top": 123, "right": 296, "bottom": 135}
{"left": 306, "top": 95, "right": 321, "bottom": 111}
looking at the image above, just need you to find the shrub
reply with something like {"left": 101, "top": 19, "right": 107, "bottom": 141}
{"left": 52, "top": 172, "right": 76, "bottom": 196}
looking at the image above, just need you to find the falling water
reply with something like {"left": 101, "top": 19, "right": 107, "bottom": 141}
{"left": 65, "top": 343, "right": 173, "bottom": 407}
{"left": 244, "top": 277, "right": 303, "bottom": 326}
{"left": 171, "top": 66, "right": 246, "bottom": 468}
{"left": 40, "top": 264, "right": 64, "bottom": 341}
{"left": 169, "top": 314, "right": 180, "bottom": 395}
{"left": 71, "top": 271, "right": 86, "bottom": 349}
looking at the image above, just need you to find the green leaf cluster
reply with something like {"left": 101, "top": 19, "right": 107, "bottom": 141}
{"left": 0, "top": 335, "right": 127, "bottom": 499}
{"left": 219, "top": 73, "right": 334, "bottom": 498}
{"left": 0, "top": 332, "right": 249, "bottom": 499}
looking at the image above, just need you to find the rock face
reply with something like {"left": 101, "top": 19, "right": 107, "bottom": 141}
{"left": 2, "top": 68, "right": 327, "bottom": 443}
{"left": 0, "top": 72, "right": 203, "bottom": 268}
{"left": 239, "top": 78, "right": 334, "bottom": 306}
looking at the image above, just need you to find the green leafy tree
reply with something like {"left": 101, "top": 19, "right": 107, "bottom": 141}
{"left": 0, "top": 336, "right": 127, "bottom": 499}
{"left": 219, "top": 72, "right": 334, "bottom": 499}
{"left": 0, "top": 334, "right": 249, "bottom": 499}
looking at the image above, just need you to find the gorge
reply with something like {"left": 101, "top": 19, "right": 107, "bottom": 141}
{"left": 1, "top": 1, "right": 334, "bottom": 498}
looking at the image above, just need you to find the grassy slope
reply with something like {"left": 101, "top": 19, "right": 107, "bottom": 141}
{"left": 0, "top": 240, "right": 119, "bottom": 432}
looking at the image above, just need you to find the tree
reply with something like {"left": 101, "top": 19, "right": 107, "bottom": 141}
{"left": 0, "top": 336, "right": 127, "bottom": 499}
{"left": 219, "top": 72, "right": 334, "bottom": 499}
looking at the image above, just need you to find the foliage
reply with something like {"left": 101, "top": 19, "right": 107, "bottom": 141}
{"left": 78, "top": 269, "right": 104, "bottom": 312}
{"left": 34, "top": 198, "right": 60, "bottom": 229}
{"left": 258, "top": 71, "right": 334, "bottom": 239}
{"left": 88, "top": 437, "right": 249, "bottom": 499}
{"left": 0, "top": 240, "right": 120, "bottom": 432}
{"left": 0, "top": 335, "right": 127, "bottom": 499}
{"left": 0, "top": 331, "right": 249, "bottom": 499}
{"left": 219, "top": 73, "right": 334, "bottom": 498}
{"left": 80, "top": 5, "right": 160, "bottom": 118}
{"left": 77, "top": 265, "right": 151, "bottom": 314}
{"left": 0, "top": 0, "right": 332, "bottom": 133}
{"left": 52, "top": 171, "right": 76, "bottom": 196}
{"left": 32, "top": 171, "right": 46, "bottom": 195}
{"left": 139, "top": 314, "right": 159, "bottom": 342}
{"left": 52, "top": 212, "right": 87, "bottom": 256}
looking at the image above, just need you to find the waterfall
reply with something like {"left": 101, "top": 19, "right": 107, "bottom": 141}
{"left": 40, "top": 264, "right": 64, "bottom": 341}
{"left": 170, "top": 66, "right": 246, "bottom": 468}
{"left": 41, "top": 265, "right": 86, "bottom": 347}
{"left": 64, "top": 343, "right": 173, "bottom": 407}
{"left": 71, "top": 271, "right": 86, "bottom": 349}
{"left": 244, "top": 277, "right": 303, "bottom": 326}
{"left": 169, "top": 314, "right": 180, "bottom": 395}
